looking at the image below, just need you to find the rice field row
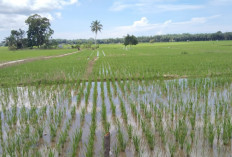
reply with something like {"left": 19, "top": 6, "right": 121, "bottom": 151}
{"left": 0, "top": 77, "right": 232, "bottom": 156}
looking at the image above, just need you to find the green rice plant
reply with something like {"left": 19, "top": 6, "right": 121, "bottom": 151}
{"left": 119, "top": 98, "right": 128, "bottom": 123}
{"left": 85, "top": 81, "right": 97, "bottom": 157}
{"left": 222, "top": 119, "right": 232, "bottom": 145}
{"left": 216, "top": 124, "right": 221, "bottom": 141}
{"left": 29, "top": 106, "right": 37, "bottom": 122}
{"left": 133, "top": 135, "right": 140, "bottom": 153}
{"left": 141, "top": 102, "right": 152, "bottom": 120}
{"left": 24, "top": 123, "right": 30, "bottom": 139}
{"left": 55, "top": 110, "right": 63, "bottom": 128}
{"left": 113, "top": 145, "right": 120, "bottom": 157}
{"left": 208, "top": 123, "right": 215, "bottom": 148}
{"left": 39, "top": 106, "right": 47, "bottom": 118}
{"left": 50, "top": 109, "right": 54, "bottom": 120}
{"left": 80, "top": 107, "right": 86, "bottom": 122}
{"left": 186, "top": 142, "right": 192, "bottom": 157}
{"left": 169, "top": 143, "right": 176, "bottom": 157}
{"left": 106, "top": 79, "right": 116, "bottom": 117}
{"left": 118, "top": 81, "right": 125, "bottom": 96}
{"left": 85, "top": 82, "right": 91, "bottom": 104}
{"left": 58, "top": 127, "right": 69, "bottom": 149}
{"left": 50, "top": 122, "right": 57, "bottom": 141}
{"left": 0, "top": 112, "right": 2, "bottom": 139}
{"left": 203, "top": 104, "right": 209, "bottom": 137}
{"left": 128, "top": 124, "right": 133, "bottom": 139}
{"left": 6, "top": 136, "right": 16, "bottom": 157}
{"left": 85, "top": 123, "right": 97, "bottom": 157}
{"left": 141, "top": 120, "right": 155, "bottom": 149}
{"left": 71, "top": 129, "right": 83, "bottom": 157}
{"left": 130, "top": 103, "right": 138, "bottom": 118}
{"left": 146, "top": 129, "right": 155, "bottom": 150}
{"left": 117, "top": 127, "right": 126, "bottom": 152}
{"left": 37, "top": 123, "right": 44, "bottom": 138}
{"left": 6, "top": 111, "right": 13, "bottom": 128}
{"left": 12, "top": 104, "right": 17, "bottom": 125}
{"left": 106, "top": 80, "right": 111, "bottom": 95}
{"left": 22, "top": 139, "right": 31, "bottom": 156}
{"left": 100, "top": 80, "right": 105, "bottom": 102}
{"left": 77, "top": 82, "right": 85, "bottom": 106}
{"left": 110, "top": 100, "right": 116, "bottom": 117}
{"left": 159, "top": 125, "right": 166, "bottom": 145}
{"left": 189, "top": 111, "right": 196, "bottom": 130}
{"left": 177, "top": 119, "right": 188, "bottom": 149}
{"left": 190, "top": 130, "right": 195, "bottom": 143}
{"left": 111, "top": 77, "right": 118, "bottom": 96}
{"left": 126, "top": 81, "right": 131, "bottom": 93}
{"left": 32, "top": 149, "right": 42, "bottom": 157}
{"left": 71, "top": 106, "right": 76, "bottom": 119}
{"left": 48, "top": 148, "right": 55, "bottom": 157}
{"left": 101, "top": 103, "right": 107, "bottom": 122}
{"left": 105, "top": 122, "right": 111, "bottom": 133}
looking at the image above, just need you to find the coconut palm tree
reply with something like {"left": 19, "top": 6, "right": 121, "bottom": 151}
{"left": 90, "top": 20, "right": 103, "bottom": 46}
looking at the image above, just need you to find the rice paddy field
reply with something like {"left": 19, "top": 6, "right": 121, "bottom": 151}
{"left": 0, "top": 41, "right": 232, "bottom": 156}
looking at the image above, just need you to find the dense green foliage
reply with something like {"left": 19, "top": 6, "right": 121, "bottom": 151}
{"left": 25, "top": 14, "right": 54, "bottom": 48}
{"left": 5, "top": 29, "right": 27, "bottom": 50}
{"left": 124, "top": 34, "right": 138, "bottom": 47}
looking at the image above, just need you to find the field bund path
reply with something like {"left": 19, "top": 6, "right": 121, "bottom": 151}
{"left": 0, "top": 51, "right": 79, "bottom": 68}
{"left": 83, "top": 56, "right": 98, "bottom": 79}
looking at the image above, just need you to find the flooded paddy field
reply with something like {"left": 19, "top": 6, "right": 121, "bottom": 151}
{"left": 0, "top": 77, "right": 232, "bottom": 156}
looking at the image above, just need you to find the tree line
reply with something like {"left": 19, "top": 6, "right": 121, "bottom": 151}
{"left": 138, "top": 31, "right": 232, "bottom": 43}
{"left": 52, "top": 31, "right": 232, "bottom": 45}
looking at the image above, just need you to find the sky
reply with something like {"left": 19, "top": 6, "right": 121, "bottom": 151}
{"left": 0, "top": 0, "right": 232, "bottom": 41}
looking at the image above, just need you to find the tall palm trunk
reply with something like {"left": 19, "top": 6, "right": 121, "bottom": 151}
{"left": 95, "top": 32, "right": 97, "bottom": 46}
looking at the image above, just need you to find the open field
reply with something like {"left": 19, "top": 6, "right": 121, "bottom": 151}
{"left": 93, "top": 41, "right": 232, "bottom": 79}
{"left": 0, "top": 41, "right": 232, "bottom": 86}
{"left": 0, "top": 41, "right": 232, "bottom": 156}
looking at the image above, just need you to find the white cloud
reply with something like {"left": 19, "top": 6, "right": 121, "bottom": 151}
{"left": 0, "top": 0, "right": 78, "bottom": 14}
{"left": 55, "top": 12, "right": 62, "bottom": 19}
{"left": 0, "top": 14, "right": 27, "bottom": 31}
{"left": 174, "top": 15, "right": 220, "bottom": 25}
{"left": 133, "top": 17, "right": 149, "bottom": 27}
{"left": 0, "top": 0, "right": 78, "bottom": 35}
{"left": 209, "top": 0, "right": 232, "bottom": 5}
{"left": 96, "top": 15, "right": 222, "bottom": 38}
{"left": 109, "top": 2, "right": 133, "bottom": 11}
{"left": 0, "top": 12, "right": 54, "bottom": 32}
{"left": 39, "top": 13, "right": 54, "bottom": 21}
{"left": 157, "top": 4, "right": 204, "bottom": 11}
{"left": 109, "top": 1, "right": 204, "bottom": 12}
{"left": 113, "top": 17, "right": 171, "bottom": 36}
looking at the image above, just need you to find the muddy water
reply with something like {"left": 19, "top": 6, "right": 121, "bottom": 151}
{"left": 0, "top": 78, "right": 232, "bottom": 156}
